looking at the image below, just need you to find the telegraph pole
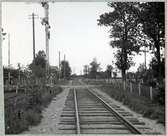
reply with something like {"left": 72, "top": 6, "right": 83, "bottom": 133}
{"left": 8, "top": 33, "right": 10, "bottom": 84}
{"left": 59, "top": 51, "right": 61, "bottom": 80}
{"left": 29, "top": 13, "right": 38, "bottom": 60}
{"left": 32, "top": 13, "right": 35, "bottom": 60}
{"left": 64, "top": 54, "right": 66, "bottom": 79}
{"left": 18, "top": 63, "right": 21, "bottom": 85}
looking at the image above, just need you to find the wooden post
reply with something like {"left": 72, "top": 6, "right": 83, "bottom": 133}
{"left": 123, "top": 80, "right": 126, "bottom": 91}
{"left": 130, "top": 82, "right": 132, "bottom": 93}
{"left": 138, "top": 83, "right": 141, "bottom": 96}
{"left": 150, "top": 86, "right": 153, "bottom": 100}
{"left": 16, "top": 85, "right": 18, "bottom": 94}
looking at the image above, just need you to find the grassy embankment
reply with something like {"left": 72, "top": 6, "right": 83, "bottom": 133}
{"left": 84, "top": 79, "right": 164, "bottom": 125}
{"left": 5, "top": 85, "right": 62, "bottom": 134}
{"left": 98, "top": 84, "right": 165, "bottom": 125}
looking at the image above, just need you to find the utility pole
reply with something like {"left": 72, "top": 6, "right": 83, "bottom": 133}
{"left": 29, "top": 13, "right": 38, "bottom": 60}
{"left": 8, "top": 33, "right": 10, "bottom": 84}
{"left": 64, "top": 54, "right": 66, "bottom": 79}
{"left": 41, "top": 2, "right": 50, "bottom": 74}
{"left": 58, "top": 51, "right": 61, "bottom": 80}
{"left": 18, "top": 63, "right": 21, "bottom": 85}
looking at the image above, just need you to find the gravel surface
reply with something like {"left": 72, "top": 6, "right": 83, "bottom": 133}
{"left": 21, "top": 85, "right": 165, "bottom": 134}
{"left": 22, "top": 88, "right": 69, "bottom": 134}
{"left": 92, "top": 88, "right": 165, "bottom": 134}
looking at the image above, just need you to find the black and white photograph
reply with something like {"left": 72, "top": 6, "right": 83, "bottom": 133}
{"left": 2, "top": 1, "right": 165, "bottom": 135}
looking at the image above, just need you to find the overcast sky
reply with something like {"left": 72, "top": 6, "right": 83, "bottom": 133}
{"left": 2, "top": 2, "right": 153, "bottom": 74}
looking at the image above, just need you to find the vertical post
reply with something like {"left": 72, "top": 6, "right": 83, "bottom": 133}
{"left": 16, "top": 85, "right": 18, "bottom": 94}
{"left": 29, "top": 13, "right": 38, "bottom": 60}
{"left": 8, "top": 33, "right": 10, "bottom": 84}
{"left": 123, "top": 80, "right": 126, "bottom": 91}
{"left": 64, "top": 54, "right": 66, "bottom": 79}
{"left": 41, "top": 2, "right": 50, "bottom": 74}
{"left": 18, "top": 63, "right": 21, "bottom": 84}
{"left": 150, "top": 86, "right": 153, "bottom": 100}
{"left": 32, "top": 13, "right": 35, "bottom": 60}
{"left": 138, "top": 83, "right": 141, "bottom": 96}
{"left": 44, "top": 3, "right": 50, "bottom": 72}
{"left": 58, "top": 51, "right": 60, "bottom": 80}
{"left": 110, "top": 70, "right": 112, "bottom": 84}
{"left": 130, "top": 82, "right": 132, "bottom": 93}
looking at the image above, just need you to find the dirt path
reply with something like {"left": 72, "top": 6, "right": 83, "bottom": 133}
{"left": 22, "top": 88, "right": 69, "bottom": 134}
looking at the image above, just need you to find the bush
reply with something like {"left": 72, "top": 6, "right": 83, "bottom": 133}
{"left": 5, "top": 85, "right": 62, "bottom": 134}
{"left": 26, "top": 108, "right": 41, "bottom": 126}
{"left": 154, "top": 83, "right": 165, "bottom": 105}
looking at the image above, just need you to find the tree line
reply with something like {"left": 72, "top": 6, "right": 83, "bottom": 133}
{"left": 97, "top": 2, "right": 164, "bottom": 85}
{"left": 4, "top": 50, "right": 72, "bottom": 86}
{"left": 83, "top": 58, "right": 116, "bottom": 79}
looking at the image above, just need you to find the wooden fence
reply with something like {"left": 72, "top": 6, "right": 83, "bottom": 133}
{"left": 83, "top": 78, "right": 158, "bottom": 101}
{"left": 111, "top": 79, "right": 158, "bottom": 101}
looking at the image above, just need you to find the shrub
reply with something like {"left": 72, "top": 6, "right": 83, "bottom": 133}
{"left": 5, "top": 85, "right": 62, "bottom": 134}
{"left": 154, "top": 83, "right": 165, "bottom": 105}
{"left": 26, "top": 108, "right": 41, "bottom": 126}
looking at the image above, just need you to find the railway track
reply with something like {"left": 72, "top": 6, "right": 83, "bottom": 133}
{"left": 58, "top": 87, "right": 152, "bottom": 134}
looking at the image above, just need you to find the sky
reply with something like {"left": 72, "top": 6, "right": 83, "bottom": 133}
{"left": 2, "top": 2, "right": 153, "bottom": 74}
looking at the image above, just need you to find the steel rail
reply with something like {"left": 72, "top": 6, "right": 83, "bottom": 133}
{"left": 86, "top": 87, "right": 142, "bottom": 134}
{"left": 73, "top": 88, "right": 81, "bottom": 134}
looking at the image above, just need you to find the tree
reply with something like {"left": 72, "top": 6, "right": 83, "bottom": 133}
{"left": 60, "top": 60, "right": 71, "bottom": 79}
{"left": 49, "top": 66, "right": 59, "bottom": 83}
{"left": 29, "top": 50, "right": 46, "bottom": 78}
{"left": 138, "top": 63, "right": 145, "bottom": 71}
{"left": 139, "top": 2, "right": 165, "bottom": 80}
{"left": 113, "top": 72, "right": 117, "bottom": 78}
{"left": 135, "top": 63, "right": 149, "bottom": 83}
{"left": 89, "top": 58, "right": 100, "bottom": 78}
{"left": 114, "top": 50, "right": 134, "bottom": 76}
{"left": 98, "top": 2, "right": 145, "bottom": 82}
{"left": 135, "top": 59, "right": 164, "bottom": 86}
{"left": 149, "top": 57, "right": 165, "bottom": 80}
{"left": 106, "top": 65, "right": 113, "bottom": 78}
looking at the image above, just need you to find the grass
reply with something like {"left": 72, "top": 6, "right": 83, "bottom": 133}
{"left": 5, "top": 85, "right": 62, "bottom": 134}
{"left": 56, "top": 79, "right": 70, "bottom": 85}
{"left": 98, "top": 85, "right": 165, "bottom": 125}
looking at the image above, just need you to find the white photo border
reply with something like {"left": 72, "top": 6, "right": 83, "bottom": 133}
{"left": 0, "top": 1, "right": 166, "bottom": 136}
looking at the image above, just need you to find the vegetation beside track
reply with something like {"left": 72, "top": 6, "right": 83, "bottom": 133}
{"left": 5, "top": 85, "right": 62, "bottom": 134}
{"left": 98, "top": 85, "right": 165, "bottom": 125}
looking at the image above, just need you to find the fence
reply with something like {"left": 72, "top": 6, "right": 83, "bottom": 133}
{"left": 82, "top": 78, "right": 158, "bottom": 101}
{"left": 111, "top": 79, "right": 158, "bottom": 101}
